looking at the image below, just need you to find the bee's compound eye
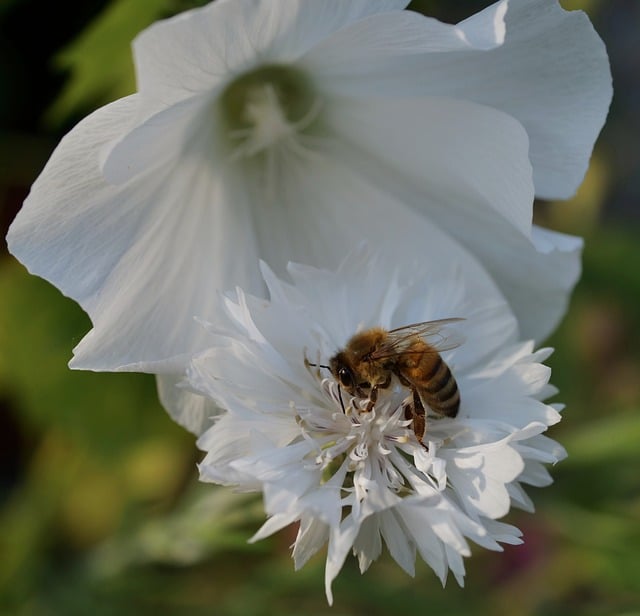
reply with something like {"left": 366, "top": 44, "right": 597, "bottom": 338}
{"left": 338, "top": 367, "right": 354, "bottom": 389}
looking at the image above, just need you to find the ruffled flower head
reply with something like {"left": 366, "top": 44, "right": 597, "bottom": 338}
{"left": 191, "top": 247, "right": 565, "bottom": 603}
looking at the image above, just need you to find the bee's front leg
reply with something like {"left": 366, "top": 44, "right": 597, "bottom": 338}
{"left": 365, "top": 386, "right": 378, "bottom": 412}
{"left": 364, "top": 374, "right": 392, "bottom": 412}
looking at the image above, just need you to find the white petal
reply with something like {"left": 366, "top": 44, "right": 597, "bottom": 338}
{"left": 263, "top": 472, "right": 344, "bottom": 530}
{"left": 101, "top": 95, "right": 211, "bottom": 185}
{"left": 7, "top": 97, "right": 139, "bottom": 310}
{"left": 244, "top": 146, "right": 508, "bottom": 330}
{"left": 302, "top": 1, "right": 507, "bottom": 93}
{"left": 424, "top": 0, "right": 611, "bottom": 199}
{"left": 292, "top": 515, "right": 330, "bottom": 570}
{"left": 446, "top": 446, "right": 524, "bottom": 519}
{"left": 190, "top": 340, "right": 319, "bottom": 416}
{"left": 507, "top": 481, "right": 535, "bottom": 512}
{"left": 482, "top": 519, "right": 523, "bottom": 545}
{"left": 132, "top": 0, "right": 410, "bottom": 116}
{"left": 397, "top": 500, "right": 448, "bottom": 583}
{"left": 325, "top": 94, "right": 534, "bottom": 239}
{"left": 233, "top": 440, "right": 315, "bottom": 485}
{"left": 319, "top": 97, "right": 580, "bottom": 340}
{"left": 156, "top": 374, "right": 219, "bottom": 435}
{"left": 452, "top": 223, "right": 582, "bottom": 343}
{"left": 519, "top": 434, "right": 567, "bottom": 464}
{"left": 305, "top": 1, "right": 505, "bottom": 63}
{"left": 443, "top": 298, "right": 519, "bottom": 376}
{"left": 9, "top": 82, "right": 542, "bottom": 375}
{"left": 250, "top": 511, "right": 300, "bottom": 543}
{"left": 9, "top": 95, "right": 269, "bottom": 372}
{"left": 460, "top": 345, "right": 558, "bottom": 425}
{"left": 518, "top": 460, "right": 555, "bottom": 488}
{"left": 378, "top": 509, "right": 416, "bottom": 576}
{"left": 325, "top": 514, "right": 361, "bottom": 605}
{"left": 353, "top": 516, "right": 383, "bottom": 573}
{"left": 456, "top": 0, "right": 509, "bottom": 49}
{"left": 518, "top": 226, "right": 584, "bottom": 341}
{"left": 468, "top": 340, "right": 534, "bottom": 380}
{"left": 71, "top": 159, "right": 263, "bottom": 371}
{"left": 458, "top": 0, "right": 612, "bottom": 199}
{"left": 311, "top": 0, "right": 611, "bottom": 199}
{"left": 197, "top": 416, "right": 263, "bottom": 489}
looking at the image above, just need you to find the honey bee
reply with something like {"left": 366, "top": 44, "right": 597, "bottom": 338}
{"left": 323, "top": 319, "right": 463, "bottom": 444}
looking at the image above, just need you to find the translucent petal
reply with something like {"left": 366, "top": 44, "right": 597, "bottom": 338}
{"left": 314, "top": 99, "right": 578, "bottom": 340}
{"left": 238, "top": 149, "right": 509, "bottom": 336}
{"left": 302, "top": 0, "right": 507, "bottom": 86}
{"left": 446, "top": 446, "right": 523, "bottom": 519}
{"left": 69, "top": 164, "right": 262, "bottom": 371}
{"left": 8, "top": 95, "right": 263, "bottom": 372}
{"left": 325, "top": 94, "right": 534, "bottom": 239}
{"left": 445, "top": 223, "right": 582, "bottom": 343}
{"left": 398, "top": 501, "right": 448, "bottom": 583}
{"left": 132, "top": 0, "right": 410, "bottom": 115}
{"left": 7, "top": 97, "right": 140, "bottom": 310}
{"left": 312, "top": 0, "right": 611, "bottom": 199}
{"left": 510, "top": 226, "right": 583, "bottom": 341}
{"left": 101, "top": 95, "right": 211, "bottom": 184}
{"left": 379, "top": 509, "right": 416, "bottom": 576}
{"left": 456, "top": 0, "right": 612, "bottom": 199}
{"left": 156, "top": 374, "right": 219, "bottom": 435}
{"left": 325, "top": 515, "right": 361, "bottom": 605}
{"left": 292, "top": 515, "right": 330, "bottom": 570}
{"left": 353, "top": 516, "right": 382, "bottom": 573}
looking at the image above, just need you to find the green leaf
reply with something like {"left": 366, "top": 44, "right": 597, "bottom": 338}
{"left": 562, "top": 413, "right": 640, "bottom": 464}
{"left": 0, "top": 259, "right": 184, "bottom": 459}
{"left": 45, "top": 0, "right": 175, "bottom": 126}
{"left": 91, "top": 484, "right": 264, "bottom": 576}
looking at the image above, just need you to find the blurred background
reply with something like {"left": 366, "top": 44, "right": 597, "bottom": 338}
{"left": 1, "top": 1, "right": 638, "bottom": 614}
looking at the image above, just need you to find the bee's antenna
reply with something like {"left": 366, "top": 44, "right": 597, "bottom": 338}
{"left": 337, "top": 384, "right": 346, "bottom": 414}
{"left": 303, "top": 357, "right": 345, "bottom": 413}
{"left": 306, "top": 361, "right": 331, "bottom": 370}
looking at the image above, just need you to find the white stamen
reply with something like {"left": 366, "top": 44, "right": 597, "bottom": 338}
{"left": 228, "top": 84, "right": 324, "bottom": 160}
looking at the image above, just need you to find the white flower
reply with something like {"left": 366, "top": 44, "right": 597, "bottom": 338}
{"left": 6, "top": 0, "right": 610, "bottom": 432}
{"left": 190, "top": 246, "right": 566, "bottom": 604}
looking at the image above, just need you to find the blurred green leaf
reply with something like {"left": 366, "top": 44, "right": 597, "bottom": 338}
{"left": 0, "top": 259, "right": 196, "bottom": 608}
{"left": 549, "top": 502, "right": 640, "bottom": 595}
{"left": 562, "top": 413, "right": 640, "bottom": 464}
{"left": 45, "top": 0, "right": 175, "bottom": 126}
{"left": 0, "top": 260, "right": 187, "bottom": 460}
{"left": 582, "top": 227, "right": 640, "bottom": 305}
{"left": 92, "top": 484, "right": 264, "bottom": 576}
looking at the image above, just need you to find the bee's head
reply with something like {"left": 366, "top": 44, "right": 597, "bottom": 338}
{"left": 329, "top": 353, "right": 357, "bottom": 394}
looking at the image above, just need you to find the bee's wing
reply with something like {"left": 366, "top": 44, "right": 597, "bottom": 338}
{"left": 373, "top": 318, "right": 465, "bottom": 359}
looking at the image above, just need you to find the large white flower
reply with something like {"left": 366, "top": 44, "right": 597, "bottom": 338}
{"left": 7, "top": 0, "right": 610, "bottom": 431}
{"left": 190, "top": 246, "right": 565, "bottom": 603}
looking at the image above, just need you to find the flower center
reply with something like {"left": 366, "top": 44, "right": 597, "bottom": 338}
{"left": 218, "top": 64, "right": 322, "bottom": 159}
{"left": 297, "top": 379, "right": 413, "bottom": 480}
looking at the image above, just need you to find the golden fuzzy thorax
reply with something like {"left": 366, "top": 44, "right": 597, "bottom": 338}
{"left": 344, "top": 328, "right": 387, "bottom": 362}
{"left": 341, "top": 328, "right": 390, "bottom": 389}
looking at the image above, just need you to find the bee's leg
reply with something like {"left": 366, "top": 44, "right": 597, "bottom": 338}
{"left": 365, "top": 386, "right": 378, "bottom": 412}
{"left": 364, "top": 374, "right": 391, "bottom": 412}
{"left": 413, "top": 389, "right": 427, "bottom": 445}
{"left": 403, "top": 389, "right": 427, "bottom": 448}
